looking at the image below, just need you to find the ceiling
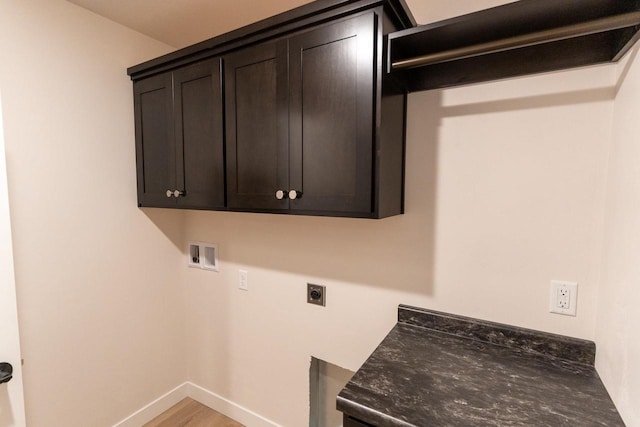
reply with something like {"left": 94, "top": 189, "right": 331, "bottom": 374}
{"left": 66, "top": 0, "right": 516, "bottom": 49}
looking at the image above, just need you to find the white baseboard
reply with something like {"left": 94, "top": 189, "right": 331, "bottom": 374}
{"left": 112, "top": 382, "right": 189, "bottom": 427}
{"left": 112, "top": 382, "right": 280, "bottom": 427}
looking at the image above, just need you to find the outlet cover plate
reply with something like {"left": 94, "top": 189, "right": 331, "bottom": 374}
{"left": 307, "top": 283, "right": 325, "bottom": 306}
{"left": 188, "top": 241, "right": 219, "bottom": 271}
{"left": 239, "top": 269, "right": 248, "bottom": 291}
{"left": 549, "top": 280, "right": 578, "bottom": 316}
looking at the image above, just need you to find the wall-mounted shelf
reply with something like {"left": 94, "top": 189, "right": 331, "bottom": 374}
{"left": 389, "top": 0, "right": 640, "bottom": 91}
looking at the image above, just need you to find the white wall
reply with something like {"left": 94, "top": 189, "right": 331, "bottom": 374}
{"left": 406, "top": 0, "right": 518, "bottom": 25}
{"left": 595, "top": 45, "right": 640, "bottom": 427}
{"left": 182, "top": 59, "right": 615, "bottom": 427}
{"left": 0, "top": 1, "right": 184, "bottom": 425}
{"left": 0, "top": 92, "right": 26, "bottom": 427}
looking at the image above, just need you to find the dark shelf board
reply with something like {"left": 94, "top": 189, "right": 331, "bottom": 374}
{"left": 389, "top": 0, "right": 640, "bottom": 91}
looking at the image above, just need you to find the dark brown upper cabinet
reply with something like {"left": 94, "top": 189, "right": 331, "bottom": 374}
{"left": 133, "top": 58, "right": 224, "bottom": 209}
{"left": 225, "top": 14, "right": 381, "bottom": 216}
{"left": 129, "top": 0, "right": 414, "bottom": 218}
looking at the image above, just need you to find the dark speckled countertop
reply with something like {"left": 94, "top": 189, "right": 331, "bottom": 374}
{"left": 337, "top": 305, "right": 624, "bottom": 426}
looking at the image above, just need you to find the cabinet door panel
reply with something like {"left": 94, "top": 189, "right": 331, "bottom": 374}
{"left": 225, "top": 41, "right": 288, "bottom": 210}
{"left": 174, "top": 58, "right": 225, "bottom": 209}
{"left": 236, "top": 61, "right": 278, "bottom": 194}
{"left": 134, "top": 72, "right": 175, "bottom": 207}
{"left": 289, "top": 13, "right": 376, "bottom": 214}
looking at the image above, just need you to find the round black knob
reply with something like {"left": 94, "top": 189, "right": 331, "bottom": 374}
{"left": 192, "top": 256, "right": 199, "bottom": 263}
{"left": 310, "top": 289, "right": 322, "bottom": 300}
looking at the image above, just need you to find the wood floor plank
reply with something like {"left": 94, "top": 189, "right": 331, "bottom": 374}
{"left": 143, "top": 398, "right": 244, "bottom": 427}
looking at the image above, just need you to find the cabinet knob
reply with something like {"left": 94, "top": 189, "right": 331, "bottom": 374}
{"left": 288, "top": 190, "right": 302, "bottom": 200}
{"left": 166, "top": 190, "right": 173, "bottom": 198}
{"left": 275, "top": 190, "right": 285, "bottom": 200}
{"left": 173, "top": 190, "right": 184, "bottom": 198}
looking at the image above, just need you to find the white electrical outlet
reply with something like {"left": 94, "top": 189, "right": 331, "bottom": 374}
{"left": 549, "top": 280, "right": 578, "bottom": 316}
{"left": 239, "top": 269, "right": 248, "bottom": 291}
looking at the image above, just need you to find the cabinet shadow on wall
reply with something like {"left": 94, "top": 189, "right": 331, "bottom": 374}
{"left": 142, "top": 71, "right": 617, "bottom": 298}
{"left": 172, "top": 91, "right": 443, "bottom": 297}
{"left": 140, "top": 208, "right": 185, "bottom": 250}
{"left": 615, "top": 45, "right": 639, "bottom": 95}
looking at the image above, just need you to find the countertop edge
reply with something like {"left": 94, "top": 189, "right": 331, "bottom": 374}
{"left": 398, "top": 304, "right": 596, "bottom": 366}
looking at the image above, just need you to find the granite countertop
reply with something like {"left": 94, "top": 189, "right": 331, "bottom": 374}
{"left": 337, "top": 305, "right": 624, "bottom": 427}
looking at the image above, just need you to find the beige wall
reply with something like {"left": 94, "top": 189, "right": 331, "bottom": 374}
{"left": 407, "top": 0, "right": 518, "bottom": 25}
{"left": 182, "top": 66, "right": 615, "bottom": 426}
{"left": 0, "top": 1, "right": 183, "bottom": 425}
{"left": 179, "top": 3, "right": 622, "bottom": 427}
{"left": 595, "top": 45, "right": 640, "bottom": 427}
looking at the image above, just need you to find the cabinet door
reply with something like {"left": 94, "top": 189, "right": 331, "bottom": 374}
{"left": 173, "top": 58, "right": 225, "bottom": 209}
{"left": 288, "top": 13, "right": 376, "bottom": 214}
{"left": 133, "top": 72, "right": 175, "bottom": 207}
{"left": 225, "top": 40, "right": 289, "bottom": 211}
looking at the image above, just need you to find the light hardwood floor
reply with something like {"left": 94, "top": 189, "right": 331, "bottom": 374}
{"left": 143, "top": 398, "right": 244, "bottom": 427}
